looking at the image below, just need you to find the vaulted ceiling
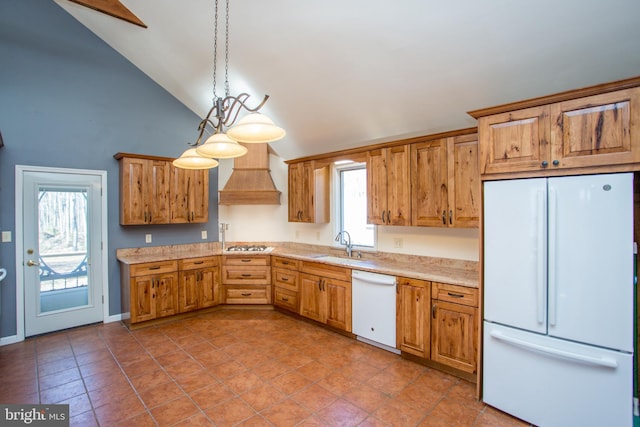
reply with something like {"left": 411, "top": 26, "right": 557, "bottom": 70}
{"left": 54, "top": 0, "right": 640, "bottom": 161}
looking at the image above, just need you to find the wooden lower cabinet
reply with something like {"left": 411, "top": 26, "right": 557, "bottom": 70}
{"left": 126, "top": 260, "right": 179, "bottom": 324}
{"left": 178, "top": 256, "right": 220, "bottom": 313}
{"left": 299, "top": 261, "right": 352, "bottom": 332}
{"left": 222, "top": 255, "right": 271, "bottom": 304}
{"left": 397, "top": 277, "right": 430, "bottom": 357}
{"left": 272, "top": 256, "right": 301, "bottom": 312}
{"left": 430, "top": 282, "right": 479, "bottom": 374}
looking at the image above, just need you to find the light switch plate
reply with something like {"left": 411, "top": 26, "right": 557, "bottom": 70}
{"left": 1, "top": 231, "right": 11, "bottom": 242}
{"left": 201, "top": 230, "right": 208, "bottom": 239}
{"left": 145, "top": 234, "right": 152, "bottom": 243}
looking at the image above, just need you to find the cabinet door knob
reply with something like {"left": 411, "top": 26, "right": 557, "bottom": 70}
{"left": 552, "top": 159, "right": 560, "bottom": 166}
{"left": 541, "top": 160, "right": 549, "bottom": 168}
{"left": 432, "top": 303, "right": 437, "bottom": 318}
{"left": 442, "top": 210, "right": 446, "bottom": 224}
{"left": 449, "top": 210, "right": 452, "bottom": 225}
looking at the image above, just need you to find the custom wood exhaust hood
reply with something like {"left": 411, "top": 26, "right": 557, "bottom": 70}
{"left": 219, "top": 143, "right": 281, "bottom": 205}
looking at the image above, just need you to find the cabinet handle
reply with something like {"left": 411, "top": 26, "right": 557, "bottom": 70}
{"left": 541, "top": 160, "right": 549, "bottom": 168}
{"left": 282, "top": 277, "right": 289, "bottom": 281}
{"left": 282, "top": 297, "right": 289, "bottom": 302}
{"left": 282, "top": 261, "right": 290, "bottom": 265}
{"left": 318, "top": 279, "right": 322, "bottom": 291}
{"left": 381, "top": 210, "right": 386, "bottom": 223}
{"left": 322, "top": 279, "right": 326, "bottom": 291}
{"left": 144, "top": 212, "right": 147, "bottom": 223}
{"left": 192, "top": 212, "right": 195, "bottom": 221}
{"left": 449, "top": 210, "right": 452, "bottom": 225}
{"left": 447, "top": 292, "right": 465, "bottom": 298}
{"left": 241, "top": 274, "right": 251, "bottom": 277}
{"left": 241, "top": 259, "right": 251, "bottom": 263}
{"left": 149, "top": 266, "right": 161, "bottom": 270}
{"left": 241, "top": 293, "right": 252, "bottom": 296}
{"left": 194, "top": 261, "right": 204, "bottom": 265}
{"left": 149, "top": 212, "right": 152, "bottom": 223}
{"left": 387, "top": 210, "right": 391, "bottom": 224}
{"left": 432, "top": 303, "right": 437, "bottom": 318}
{"left": 442, "top": 210, "right": 446, "bottom": 225}
{"left": 552, "top": 159, "right": 560, "bottom": 166}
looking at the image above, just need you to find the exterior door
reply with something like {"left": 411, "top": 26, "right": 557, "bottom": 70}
{"left": 22, "top": 168, "right": 105, "bottom": 336}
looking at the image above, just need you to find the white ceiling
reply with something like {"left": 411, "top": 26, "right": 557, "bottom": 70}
{"left": 55, "top": 0, "right": 640, "bottom": 161}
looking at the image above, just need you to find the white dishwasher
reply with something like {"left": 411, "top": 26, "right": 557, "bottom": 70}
{"left": 351, "top": 270, "right": 399, "bottom": 352}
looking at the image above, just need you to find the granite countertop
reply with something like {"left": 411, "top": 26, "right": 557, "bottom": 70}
{"left": 116, "top": 242, "right": 479, "bottom": 288}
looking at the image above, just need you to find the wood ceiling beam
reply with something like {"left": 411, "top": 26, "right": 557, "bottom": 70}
{"left": 68, "top": 0, "right": 146, "bottom": 28}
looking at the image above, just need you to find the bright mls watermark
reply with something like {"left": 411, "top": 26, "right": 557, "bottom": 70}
{"left": 0, "top": 405, "right": 69, "bottom": 426}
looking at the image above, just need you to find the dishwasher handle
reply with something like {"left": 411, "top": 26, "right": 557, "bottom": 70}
{"left": 352, "top": 271, "right": 396, "bottom": 286}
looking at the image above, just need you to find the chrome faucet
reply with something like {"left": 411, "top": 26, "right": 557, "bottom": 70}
{"left": 335, "top": 230, "right": 352, "bottom": 257}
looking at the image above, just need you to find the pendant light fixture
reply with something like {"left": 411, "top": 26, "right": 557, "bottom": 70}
{"left": 173, "top": 0, "right": 285, "bottom": 170}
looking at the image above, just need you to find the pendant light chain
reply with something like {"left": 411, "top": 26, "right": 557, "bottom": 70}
{"left": 224, "top": 0, "right": 230, "bottom": 97}
{"left": 212, "top": 0, "right": 219, "bottom": 101}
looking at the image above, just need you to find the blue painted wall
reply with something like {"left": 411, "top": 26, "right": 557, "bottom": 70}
{"left": 0, "top": 0, "right": 219, "bottom": 337}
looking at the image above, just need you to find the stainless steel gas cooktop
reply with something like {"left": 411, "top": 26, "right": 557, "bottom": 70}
{"left": 223, "top": 245, "right": 273, "bottom": 253}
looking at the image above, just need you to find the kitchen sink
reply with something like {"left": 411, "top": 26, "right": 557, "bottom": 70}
{"left": 313, "top": 255, "right": 370, "bottom": 267}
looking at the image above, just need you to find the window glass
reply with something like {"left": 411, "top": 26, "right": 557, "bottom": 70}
{"left": 338, "top": 164, "right": 374, "bottom": 247}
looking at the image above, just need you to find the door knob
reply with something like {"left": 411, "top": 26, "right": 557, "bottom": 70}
{"left": 27, "top": 260, "right": 40, "bottom": 267}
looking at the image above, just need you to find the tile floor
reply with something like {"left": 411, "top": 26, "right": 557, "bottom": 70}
{"left": 0, "top": 309, "right": 530, "bottom": 426}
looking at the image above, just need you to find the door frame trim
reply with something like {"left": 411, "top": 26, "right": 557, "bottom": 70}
{"left": 15, "top": 165, "right": 109, "bottom": 342}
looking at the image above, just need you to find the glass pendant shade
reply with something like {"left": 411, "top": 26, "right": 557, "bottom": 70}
{"left": 173, "top": 147, "right": 219, "bottom": 169}
{"left": 196, "top": 132, "right": 248, "bottom": 159}
{"left": 226, "top": 113, "right": 286, "bottom": 143}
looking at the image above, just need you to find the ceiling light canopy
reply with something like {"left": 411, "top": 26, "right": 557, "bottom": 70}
{"left": 173, "top": 0, "right": 285, "bottom": 170}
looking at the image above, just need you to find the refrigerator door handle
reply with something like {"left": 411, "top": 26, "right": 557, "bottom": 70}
{"left": 548, "top": 187, "right": 558, "bottom": 327}
{"left": 489, "top": 330, "right": 618, "bottom": 369}
{"left": 536, "top": 190, "right": 545, "bottom": 325}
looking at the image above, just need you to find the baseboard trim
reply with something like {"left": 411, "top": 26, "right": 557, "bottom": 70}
{"left": 0, "top": 335, "right": 22, "bottom": 346}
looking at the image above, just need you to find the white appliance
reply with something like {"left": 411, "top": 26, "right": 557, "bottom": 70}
{"left": 483, "top": 173, "right": 634, "bottom": 427}
{"left": 352, "top": 270, "right": 398, "bottom": 351}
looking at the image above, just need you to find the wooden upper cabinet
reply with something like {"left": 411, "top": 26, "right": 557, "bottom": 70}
{"left": 367, "top": 145, "right": 411, "bottom": 225}
{"left": 549, "top": 88, "right": 640, "bottom": 169}
{"left": 448, "top": 134, "right": 480, "bottom": 227}
{"left": 288, "top": 161, "right": 329, "bottom": 223}
{"left": 471, "top": 80, "right": 640, "bottom": 178}
{"left": 411, "top": 139, "right": 448, "bottom": 227}
{"left": 118, "top": 155, "right": 171, "bottom": 225}
{"left": 411, "top": 134, "right": 479, "bottom": 228}
{"left": 171, "top": 168, "right": 209, "bottom": 224}
{"left": 477, "top": 105, "right": 550, "bottom": 176}
{"left": 115, "top": 153, "right": 209, "bottom": 225}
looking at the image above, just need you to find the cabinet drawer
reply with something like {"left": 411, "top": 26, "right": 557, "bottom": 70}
{"left": 179, "top": 256, "right": 218, "bottom": 270}
{"left": 222, "top": 266, "right": 271, "bottom": 285}
{"left": 223, "top": 255, "right": 270, "bottom": 266}
{"left": 130, "top": 260, "right": 177, "bottom": 277}
{"left": 224, "top": 285, "right": 271, "bottom": 304}
{"left": 272, "top": 256, "right": 300, "bottom": 270}
{"left": 273, "top": 268, "right": 299, "bottom": 291}
{"left": 274, "top": 287, "right": 298, "bottom": 311}
{"left": 432, "top": 282, "right": 478, "bottom": 307}
{"left": 301, "top": 261, "right": 351, "bottom": 282}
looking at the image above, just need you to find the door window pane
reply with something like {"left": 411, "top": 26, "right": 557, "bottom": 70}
{"left": 38, "top": 188, "right": 89, "bottom": 312}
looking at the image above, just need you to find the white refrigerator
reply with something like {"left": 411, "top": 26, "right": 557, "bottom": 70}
{"left": 483, "top": 173, "right": 634, "bottom": 427}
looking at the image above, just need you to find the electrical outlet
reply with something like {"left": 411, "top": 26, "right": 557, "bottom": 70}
{"left": 145, "top": 234, "right": 152, "bottom": 244}
{"left": 201, "top": 230, "right": 208, "bottom": 239}
{"left": 393, "top": 238, "right": 403, "bottom": 248}
{"left": 1, "top": 231, "right": 11, "bottom": 242}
